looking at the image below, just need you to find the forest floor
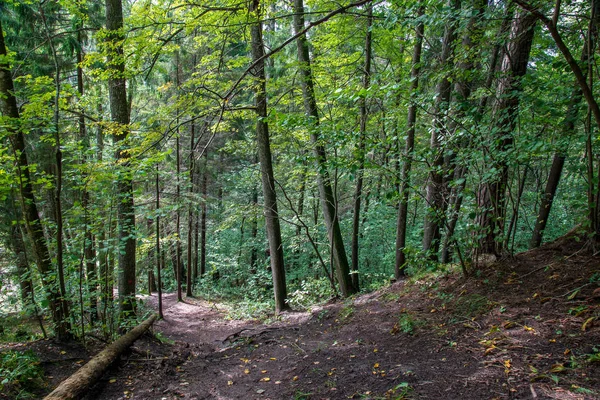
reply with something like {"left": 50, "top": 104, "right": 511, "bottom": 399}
{"left": 10, "top": 232, "right": 600, "bottom": 399}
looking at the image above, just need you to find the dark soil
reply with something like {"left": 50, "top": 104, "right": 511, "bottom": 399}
{"left": 14, "top": 233, "right": 600, "bottom": 399}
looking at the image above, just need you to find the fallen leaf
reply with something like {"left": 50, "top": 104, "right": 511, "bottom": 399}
{"left": 582, "top": 317, "right": 596, "bottom": 331}
{"left": 270, "top": 357, "right": 277, "bottom": 360}
{"left": 109, "top": 379, "right": 117, "bottom": 384}
{"left": 260, "top": 377, "right": 270, "bottom": 382}
{"left": 292, "top": 376, "right": 299, "bottom": 381}
{"left": 549, "top": 364, "right": 566, "bottom": 373}
{"left": 261, "top": 370, "right": 267, "bottom": 374}
{"left": 373, "top": 363, "right": 380, "bottom": 368}
{"left": 256, "top": 389, "right": 265, "bottom": 394}
{"left": 227, "top": 381, "right": 233, "bottom": 386}
{"left": 504, "top": 360, "right": 511, "bottom": 368}
{"left": 244, "top": 369, "right": 250, "bottom": 374}
{"left": 524, "top": 326, "right": 535, "bottom": 332}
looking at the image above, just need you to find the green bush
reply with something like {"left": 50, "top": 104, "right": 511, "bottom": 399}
{"left": 0, "top": 350, "right": 45, "bottom": 399}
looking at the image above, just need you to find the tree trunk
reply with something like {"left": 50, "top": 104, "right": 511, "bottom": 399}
{"left": 106, "top": 0, "right": 136, "bottom": 318}
{"left": 44, "top": 314, "right": 158, "bottom": 400}
{"left": 156, "top": 165, "right": 163, "bottom": 319}
{"left": 350, "top": 3, "right": 373, "bottom": 291}
{"left": 249, "top": 0, "right": 288, "bottom": 312}
{"left": 395, "top": 5, "right": 424, "bottom": 279}
{"left": 477, "top": 10, "right": 536, "bottom": 256}
{"left": 530, "top": 0, "right": 600, "bottom": 247}
{"left": 422, "top": 0, "right": 460, "bottom": 259}
{"left": 200, "top": 153, "right": 208, "bottom": 277}
{"left": 186, "top": 122, "right": 195, "bottom": 297}
{"left": 293, "top": 0, "right": 355, "bottom": 296}
{"left": 0, "top": 19, "right": 71, "bottom": 341}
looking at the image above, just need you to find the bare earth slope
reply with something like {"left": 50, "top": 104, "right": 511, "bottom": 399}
{"left": 51, "top": 234, "right": 600, "bottom": 399}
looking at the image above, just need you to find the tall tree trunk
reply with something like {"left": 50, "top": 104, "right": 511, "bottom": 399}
{"left": 440, "top": 0, "right": 488, "bottom": 263}
{"left": 530, "top": 0, "right": 600, "bottom": 247}
{"left": 293, "top": 0, "right": 355, "bottom": 296}
{"left": 200, "top": 152, "right": 208, "bottom": 277}
{"left": 477, "top": 10, "right": 536, "bottom": 256}
{"left": 0, "top": 19, "right": 71, "bottom": 340}
{"left": 350, "top": 3, "right": 373, "bottom": 291}
{"left": 76, "top": 29, "right": 98, "bottom": 323}
{"left": 186, "top": 123, "right": 195, "bottom": 297}
{"left": 395, "top": 5, "right": 424, "bottom": 279}
{"left": 422, "top": 0, "right": 460, "bottom": 259}
{"left": 156, "top": 165, "right": 163, "bottom": 319}
{"left": 249, "top": 0, "right": 288, "bottom": 312}
{"left": 106, "top": 0, "right": 136, "bottom": 318}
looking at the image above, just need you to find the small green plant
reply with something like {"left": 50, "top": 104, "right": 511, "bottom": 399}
{"left": 587, "top": 347, "right": 600, "bottom": 363}
{"left": 294, "top": 390, "right": 312, "bottom": 400}
{"left": 155, "top": 331, "right": 175, "bottom": 345}
{"left": 385, "top": 382, "right": 413, "bottom": 399}
{"left": 338, "top": 304, "right": 354, "bottom": 322}
{"left": 397, "top": 312, "right": 424, "bottom": 335}
{"left": 0, "top": 350, "right": 45, "bottom": 399}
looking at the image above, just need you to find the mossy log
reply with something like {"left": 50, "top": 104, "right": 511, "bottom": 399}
{"left": 44, "top": 314, "right": 158, "bottom": 400}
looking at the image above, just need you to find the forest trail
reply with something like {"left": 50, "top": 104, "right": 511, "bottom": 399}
{"left": 25, "top": 234, "right": 600, "bottom": 400}
{"left": 145, "top": 292, "right": 314, "bottom": 346}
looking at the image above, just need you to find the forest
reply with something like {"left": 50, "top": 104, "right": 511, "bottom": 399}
{"left": 0, "top": 0, "right": 599, "bottom": 399}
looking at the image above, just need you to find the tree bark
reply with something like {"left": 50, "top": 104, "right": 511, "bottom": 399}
{"left": 44, "top": 314, "right": 158, "bottom": 400}
{"left": 395, "top": 5, "right": 424, "bottom": 279}
{"left": 422, "top": 0, "right": 460, "bottom": 259}
{"left": 106, "top": 0, "right": 136, "bottom": 318}
{"left": 350, "top": 3, "right": 373, "bottom": 291}
{"left": 477, "top": 10, "right": 536, "bottom": 256}
{"left": 293, "top": 0, "right": 356, "bottom": 296}
{"left": 250, "top": 0, "right": 288, "bottom": 312}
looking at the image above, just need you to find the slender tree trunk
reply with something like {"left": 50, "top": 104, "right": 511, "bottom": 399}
{"left": 0, "top": 19, "right": 71, "bottom": 340}
{"left": 530, "top": 0, "right": 600, "bottom": 247}
{"left": 106, "top": 0, "right": 136, "bottom": 318}
{"left": 477, "top": 10, "right": 536, "bottom": 256}
{"left": 293, "top": 0, "right": 355, "bottom": 296}
{"left": 156, "top": 165, "right": 163, "bottom": 319}
{"left": 186, "top": 123, "right": 195, "bottom": 297}
{"left": 250, "top": 0, "right": 288, "bottom": 312}
{"left": 350, "top": 4, "right": 373, "bottom": 291}
{"left": 422, "top": 0, "right": 460, "bottom": 259}
{"left": 250, "top": 183, "right": 259, "bottom": 273}
{"left": 200, "top": 152, "right": 208, "bottom": 277}
{"left": 395, "top": 5, "right": 424, "bottom": 279}
{"left": 77, "top": 35, "right": 98, "bottom": 321}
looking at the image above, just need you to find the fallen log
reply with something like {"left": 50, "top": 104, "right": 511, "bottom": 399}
{"left": 44, "top": 314, "right": 158, "bottom": 400}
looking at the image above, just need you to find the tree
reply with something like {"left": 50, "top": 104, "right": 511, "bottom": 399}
{"left": 249, "top": 0, "right": 288, "bottom": 312}
{"left": 105, "top": 0, "right": 136, "bottom": 318}
{"left": 0, "top": 18, "right": 72, "bottom": 340}
{"left": 476, "top": 9, "right": 536, "bottom": 256}
{"left": 395, "top": 4, "right": 424, "bottom": 279}
{"left": 293, "top": 0, "right": 356, "bottom": 297}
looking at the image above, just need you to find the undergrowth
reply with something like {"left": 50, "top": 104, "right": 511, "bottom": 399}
{"left": 0, "top": 350, "right": 45, "bottom": 399}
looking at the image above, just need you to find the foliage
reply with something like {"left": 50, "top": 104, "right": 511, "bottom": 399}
{"left": 0, "top": 350, "right": 45, "bottom": 399}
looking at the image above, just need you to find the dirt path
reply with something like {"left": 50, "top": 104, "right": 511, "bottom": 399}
{"left": 78, "top": 236, "right": 599, "bottom": 400}
{"left": 145, "top": 293, "right": 264, "bottom": 345}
